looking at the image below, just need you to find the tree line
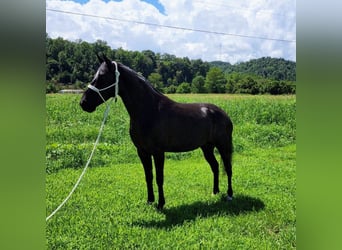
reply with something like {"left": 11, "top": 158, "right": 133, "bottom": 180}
{"left": 46, "top": 34, "right": 296, "bottom": 94}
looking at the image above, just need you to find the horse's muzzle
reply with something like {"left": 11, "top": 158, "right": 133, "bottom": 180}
{"left": 80, "top": 100, "right": 96, "bottom": 113}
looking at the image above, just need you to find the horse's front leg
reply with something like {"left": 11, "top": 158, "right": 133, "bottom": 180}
{"left": 137, "top": 149, "right": 154, "bottom": 204}
{"left": 153, "top": 152, "right": 165, "bottom": 209}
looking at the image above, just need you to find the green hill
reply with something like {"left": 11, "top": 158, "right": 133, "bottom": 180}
{"left": 210, "top": 57, "right": 296, "bottom": 81}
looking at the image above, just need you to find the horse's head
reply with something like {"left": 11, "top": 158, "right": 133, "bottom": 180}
{"left": 80, "top": 54, "right": 119, "bottom": 112}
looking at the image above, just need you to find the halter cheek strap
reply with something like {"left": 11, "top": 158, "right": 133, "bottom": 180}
{"left": 87, "top": 61, "right": 120, "bottom": 103}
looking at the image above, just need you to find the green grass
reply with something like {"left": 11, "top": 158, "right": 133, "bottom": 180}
{"left": 46, "top": 94, "right": 296, "bottom": 249}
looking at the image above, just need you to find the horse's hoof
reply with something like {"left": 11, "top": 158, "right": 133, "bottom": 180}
{"left": 227, "top": 196, "right": 233, "bottom": 202}
{"left": 157, "top": 203, "right": 165, "bottom": 210}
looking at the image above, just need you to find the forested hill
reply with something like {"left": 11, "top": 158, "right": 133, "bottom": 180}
{"left": 46, "top": 35, "right": 296, "bottom": 94}
{"left": 210, "top": 57, "right": 296, "bottom": 81}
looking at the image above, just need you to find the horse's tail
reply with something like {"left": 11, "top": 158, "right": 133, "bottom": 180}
{"left": 218, "top": 118, "right": 233, "bottom": 175}
{"left": 224, "top": 122, "right": 234, "bottom": 173}
{"left": 222, "top": 119, "right": 234, "bottom": 198}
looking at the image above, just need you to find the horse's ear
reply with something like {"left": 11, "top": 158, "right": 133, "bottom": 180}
{"left": 96, "top": 53, "right": 104, "bottom": 63}
{"left": 102, "top": 54, "right": 113, "bottom": 69}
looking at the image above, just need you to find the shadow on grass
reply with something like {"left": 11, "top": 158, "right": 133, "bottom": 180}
{"left": 135, "top": 194, "right": 265, "bottom": 229}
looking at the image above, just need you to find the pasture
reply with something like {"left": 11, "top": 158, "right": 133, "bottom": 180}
{"left": 46, "top": 94, "right": 296, "bottom": 249}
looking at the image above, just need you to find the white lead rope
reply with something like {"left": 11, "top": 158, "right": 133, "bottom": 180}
{"left": 47, "top": 61, "right": 120, "bottom": 221}
{"left": 46, "top": 98, "right": 114, "bottom": 222}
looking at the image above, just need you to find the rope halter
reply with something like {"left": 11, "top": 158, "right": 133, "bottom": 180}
{"left": 87, "top": 61, "right": 120, "bottom": 103}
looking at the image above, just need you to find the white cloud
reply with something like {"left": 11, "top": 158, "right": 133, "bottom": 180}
{"left": 46, "top": 0, "right": 296, "bottom": 63}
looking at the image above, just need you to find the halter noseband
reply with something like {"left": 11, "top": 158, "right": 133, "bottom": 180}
{"left": 87, "top": 61, "right": 120, "bottom": 103}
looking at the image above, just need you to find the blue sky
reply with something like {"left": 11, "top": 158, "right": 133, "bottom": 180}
{"left": 69, "top": 0, "right": 165, "bottom": 14}
{"left": 46, "top": 0, "right": 296, "bottom": 63}
{"left": 139, "top": 0, "right": 165, "bottom": 14}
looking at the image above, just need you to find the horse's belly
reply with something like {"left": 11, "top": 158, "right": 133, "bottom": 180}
{"left": 163, "top": 143, "right": 200, "bottom": 153}
{"left": 162, "top": 127, "right": 210, "bottom": 152}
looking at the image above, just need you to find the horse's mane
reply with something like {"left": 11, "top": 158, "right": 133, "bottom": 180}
{"left": 119, "top": 63, "right": 165, "bottom": 97}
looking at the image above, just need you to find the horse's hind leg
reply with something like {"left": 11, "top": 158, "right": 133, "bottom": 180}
{"left": 217, "top": 139, "right": 233, "bottom": 200}
{"left": 201, "top": 145, "right": 219, "bottom": 194}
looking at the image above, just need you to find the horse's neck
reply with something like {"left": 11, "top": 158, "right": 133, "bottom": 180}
{"left": 118, "top": 67, "right": 162, "bottom": 120}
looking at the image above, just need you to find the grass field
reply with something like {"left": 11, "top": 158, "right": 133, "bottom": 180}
{"left": 46, "top": 94, "right": 296, "bottom": 249}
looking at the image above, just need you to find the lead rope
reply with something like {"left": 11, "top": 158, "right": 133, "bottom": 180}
{"left": 113, "top": 61, "right": 120, "bottom": 102}
{"left": 46, "top": 98, "right": 113, "bottom": 221}
{"left": 46, "top": 62, "right": 120, "bottom": 222}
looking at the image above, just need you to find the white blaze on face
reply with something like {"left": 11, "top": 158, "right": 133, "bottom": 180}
{"left": 93, "top": 68, "right": 100, "bottom": 81}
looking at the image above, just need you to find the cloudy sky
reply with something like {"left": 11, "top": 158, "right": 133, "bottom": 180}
{"left": 46, "top": 0, "right": 296, "bottom": 64}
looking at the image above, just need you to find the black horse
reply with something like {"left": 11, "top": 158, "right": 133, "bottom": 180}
{"left": 80, "top": 54, "right": 234, "bottom": 209}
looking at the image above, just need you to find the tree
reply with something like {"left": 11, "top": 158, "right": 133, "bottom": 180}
{"left": 191, "top": 75, "right": 205, "bottom": 93}
{"left": 164, "top": 85, "right": 177, "bottom": 94}
{"left": 235, "top": 76, "right": 259, "bottom": 94}
{"left": 46, "top": 58, "right": 59, "bottom": 80}
{"left": 148, "top": 72, "right": 163, "bottom": 91}
{"left": 45, "top": 35, "right": 295, "bottom": 94}
{"left": 204, "top": 67, "right": 226, "bottom": 93}
{"left": 192, "top": 59, "right": 210, "bottom": 77}
{"left": 115, "top": 47, "right": 133, "bottom": 66}
{"left": 210, "top": 57, "right": 296, "bottom": 82}
{"left": 176, "top": 82, "right": 191, "bottom": 93}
